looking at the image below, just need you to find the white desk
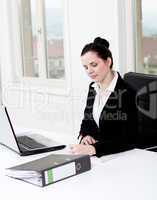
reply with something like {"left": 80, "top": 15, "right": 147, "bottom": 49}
{"left": 1, "top": 146, "right": 157, "bottom": 200}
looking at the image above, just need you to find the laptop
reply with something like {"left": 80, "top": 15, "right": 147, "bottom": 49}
{"left": 0, "top": 106, "right": 66, "bottom": 156}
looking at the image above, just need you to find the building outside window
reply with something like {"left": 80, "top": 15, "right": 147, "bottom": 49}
{"left": 19, "top": 0, "right": 65, "bottom": 79}
{"left": 135, "top": 0, "right": 157, "bottom": 74}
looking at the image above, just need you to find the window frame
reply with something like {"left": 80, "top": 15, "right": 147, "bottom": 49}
{"left": 1, "top": 0, "right": 71, "bottom": 96}
{"left": 133, "top": 0, "right": 144, "bottom": 73}
{"left": 117, "top": 0, "right": 136, "bottom": 75}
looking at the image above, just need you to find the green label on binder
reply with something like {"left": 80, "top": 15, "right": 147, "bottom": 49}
{"left": 45, "top": 169, "right": 53, "bottom": 184}
{"left": 48, "top": 169, "right": 53, "bottom": 183}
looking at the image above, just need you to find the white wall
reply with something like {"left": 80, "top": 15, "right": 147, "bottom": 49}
{"left": 69, "top": 0, "right": 119, "bottom": 87}
{"left": 0, "top": 0, "right": 134, "bottom": 142}
{"left": 68, "top": 0, "right": 120, "bottom": 135}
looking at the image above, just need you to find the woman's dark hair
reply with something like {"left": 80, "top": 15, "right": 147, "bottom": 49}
{"left": 81, "top": 37, "right": 113, "bottom": 68}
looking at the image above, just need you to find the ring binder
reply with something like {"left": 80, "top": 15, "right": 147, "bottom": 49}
{"left": 5, "top": 154, "right": 91, "bottom": 187}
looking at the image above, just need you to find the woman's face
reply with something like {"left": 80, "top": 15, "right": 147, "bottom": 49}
{"left": 81, "top": 51, "right": 111, "bottom": 83}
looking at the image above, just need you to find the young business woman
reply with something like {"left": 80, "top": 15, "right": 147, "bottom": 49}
{"left": 70, "top": 37, "right": 138, "bottom": 157}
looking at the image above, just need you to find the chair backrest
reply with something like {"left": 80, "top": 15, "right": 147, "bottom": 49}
{"left": 124, "top": 72, "right": 157, "bottom": 148}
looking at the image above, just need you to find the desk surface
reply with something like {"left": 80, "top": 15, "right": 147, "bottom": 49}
{"left": 1, "top": 145, "right": 157, "bottom": 200}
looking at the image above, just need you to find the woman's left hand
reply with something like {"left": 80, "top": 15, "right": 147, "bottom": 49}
{"left": 70, "top": 144, "right": 96, "bottom": 156}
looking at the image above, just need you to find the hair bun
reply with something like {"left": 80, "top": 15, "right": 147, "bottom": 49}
{"left": 93, "top": 37, "right": 109, "bottom": 49}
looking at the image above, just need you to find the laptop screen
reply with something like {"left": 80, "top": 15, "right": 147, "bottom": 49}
{"left": 0, "top": 106, "right": 20, "bottom": 153}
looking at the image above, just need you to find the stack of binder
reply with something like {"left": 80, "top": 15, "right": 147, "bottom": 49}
{"left": 5, "top": 154, "right": 91, "bottom": 187}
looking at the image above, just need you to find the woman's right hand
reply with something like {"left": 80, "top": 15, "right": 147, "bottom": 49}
{"left": 80, "top": 135, "right": 97, "bottom": 145}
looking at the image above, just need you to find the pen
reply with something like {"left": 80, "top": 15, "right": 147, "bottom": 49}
{"left": 78, "top": 135, "right": 83, "bottom": 144}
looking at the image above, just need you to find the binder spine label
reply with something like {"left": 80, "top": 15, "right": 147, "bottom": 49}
{"left": 44, "top": 162, "right": 76, "bottom": 185}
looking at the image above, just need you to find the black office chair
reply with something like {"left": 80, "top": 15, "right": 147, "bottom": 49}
{"left": 124, "top": 72, "right": 157, "bottom": 150}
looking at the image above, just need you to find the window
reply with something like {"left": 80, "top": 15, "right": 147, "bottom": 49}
{"left": 135, "top": 0, "right": 157, "bottom": 74}
{"left": 19, "top": 0, "right": 65, "bottom": 79}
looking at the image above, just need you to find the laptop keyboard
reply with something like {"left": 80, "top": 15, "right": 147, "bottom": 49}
{"left": 17, "top": 135, "right": 46, "bottom": 149}
{"left": 147, "top": 148, "right": 157, "bottom": 152}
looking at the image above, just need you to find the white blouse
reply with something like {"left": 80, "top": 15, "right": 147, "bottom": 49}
{"left": 92, "top": 71, "right": 118, "bottom": 127}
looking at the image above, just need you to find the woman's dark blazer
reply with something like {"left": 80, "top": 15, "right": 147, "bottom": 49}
{"left": 79, "top": 73, "right": 138, "bottom": 157}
